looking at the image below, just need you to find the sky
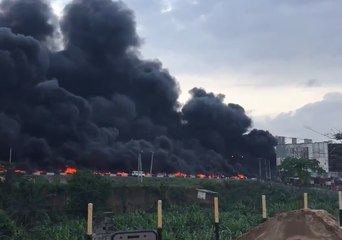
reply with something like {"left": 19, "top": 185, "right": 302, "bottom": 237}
{"left": 51, "top": 0, "right": 342, "bottom": 142}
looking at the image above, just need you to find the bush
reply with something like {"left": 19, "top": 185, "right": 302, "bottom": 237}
{"left": 0, "top": 210, "right": 17, "bottom": 239}
{"left": 67, "top": 171, "right": 112, "bottom": 214}
{"left": 3, "top": 178, "right": 50, "bottom": 225}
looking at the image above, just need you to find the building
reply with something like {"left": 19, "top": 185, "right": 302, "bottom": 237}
{"left": 328, "top": 143, "right": 342, "bottom": 173}
{"left": 275, "top": 136, "right": 342, "bottom": 175}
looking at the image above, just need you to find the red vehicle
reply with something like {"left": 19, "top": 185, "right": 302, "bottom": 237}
{"left": 116, "top": 171, "right": 129, "bottom": 177}
{"left": 14, "top": 169, "right": 26, "bottom": 174}
{"left": 0, "top": 164, "right": 5, "bottom": 173}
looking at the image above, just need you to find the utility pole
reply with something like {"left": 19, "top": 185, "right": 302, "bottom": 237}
{"left": 137, "top": 151, "right": 140, "bottom": 171}
{"left": 259, "top": 158, "right": 262, "bottom": 181}
{"left": 150, "top": 151, "right": 154, "bottom": 175}
{"left": 138, "top": 151, "right": 143, "bottom": 183}
{"left": 9, "top": 148, "right": 12, "bottom": 164}
{"left": 264, "top": 159, "right": 268, "bottom": 180}
{"left": 268, "top": 159, "right": 272, "bottom": 180}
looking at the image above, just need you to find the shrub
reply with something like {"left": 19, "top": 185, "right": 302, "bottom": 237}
{"left": 0, "top": 210, "right": 16, "bottom": 239}
{"left": 67, "top": 171, "right": 112, "bottom": 214}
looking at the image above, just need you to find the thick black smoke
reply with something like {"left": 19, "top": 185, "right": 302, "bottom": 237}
{"left": 0, "top": 0, "right": 276, "bottom": 175}
{"left": 182, "top": 88, "right": 251, "bottom": 154}
{"left": 0, "top": 0, "right": 57, "bottom": 42}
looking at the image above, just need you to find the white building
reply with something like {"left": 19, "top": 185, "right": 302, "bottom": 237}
{"left": 275, "top": 139, "right": 331, "bottom": 173}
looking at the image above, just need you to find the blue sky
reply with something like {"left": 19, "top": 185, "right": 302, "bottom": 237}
{"left": 52, "top": 0, "right": 342, "bottom": 141}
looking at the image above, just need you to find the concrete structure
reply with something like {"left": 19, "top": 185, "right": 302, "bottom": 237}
{"left": 92, "top": 213, "right": 116, "bottom": 240}
{"left": 196, "top": 188, "right": 218, "bottom": 200}
{"left": 328, "top": 143, "right": 342, "bottom": 174}
{"left": 276, "top": 137, "right": 342, "bottom": 174}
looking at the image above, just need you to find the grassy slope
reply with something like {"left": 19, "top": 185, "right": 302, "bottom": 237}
{"left": 109, "top": 177, "right": 339, "bottom": 239}
{"left": 1, "top": 175, "right": 339, "bottom": 239}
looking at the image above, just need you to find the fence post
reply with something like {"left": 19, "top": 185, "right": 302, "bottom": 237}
{"left": 339, "top": 191, "right": 342, "bottom": 228}
{"left": 157, "top": 200, "right": 163, "bottom": 240}
{"left": 87, "top": 203, "right": 93, "bottom": 239}
{"left": 303, "top": 193, "right": 308, "bottom": 209}
{"left": 214, "top": 197, "right": 219, "bottom": 240}
{"left": 262, "top": 195, "right": 267, "bottom": 222}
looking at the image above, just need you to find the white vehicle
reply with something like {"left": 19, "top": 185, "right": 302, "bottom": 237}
{"left": 131, "top": 171, "right": 145, "bottom": 177}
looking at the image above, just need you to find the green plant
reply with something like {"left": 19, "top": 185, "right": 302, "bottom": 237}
{"left": 0, "top": 174, "right": 339, "bottom": 239}
{"left": 67, "top": 170, "right": 112, "bottom": 214}
{"left": 0, "top": 210, "right": 17, "bottom": 239}
{"left": 27, "top": 218, "right": 86, "bottom": 240}
{"left": 277, "top": 157, "right": 325, "bottom": 184}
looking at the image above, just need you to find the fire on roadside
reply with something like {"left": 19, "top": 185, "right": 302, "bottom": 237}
{"left": 116, "top": 171, "right": 128, "bottom": 177}
{"left": 230, "top": 173, "right": 246, "bottom": 180}
{"left": 64, "top": 166, "right": 77, "bottom": 174}
{"left": 175, "top": 171, "right": 187, "bottom": 177}
{"left": 196, "top": 173, "right": 206, "bottom": 179}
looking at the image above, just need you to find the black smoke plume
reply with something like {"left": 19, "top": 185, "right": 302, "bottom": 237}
{"left": 0, "top": 0, "right": 57, "bottom": 42}
{"left": 0, "top": 0, "right": 276, "bottom": 175}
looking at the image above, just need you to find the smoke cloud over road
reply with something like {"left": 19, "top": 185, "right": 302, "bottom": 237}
{"left": 0, "top": 0, "right": 276, "bottom": 175}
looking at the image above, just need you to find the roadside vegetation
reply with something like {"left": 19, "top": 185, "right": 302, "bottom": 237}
{"left": 277, "top": 157, "right": 326, "bottom": 185}
{"left": 0, "top": 171, "right": 339, "bottom": 239}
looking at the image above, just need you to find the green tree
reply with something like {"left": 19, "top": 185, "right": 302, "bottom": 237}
{"left": 277, "top": 157, "right": 325, "bottom": 185}
{"left": 4, "top": 178, "right": 50, "bottom": 225}
{"left": 334, "top": 132, "right": 342, "bottom": 141}
{"left": 67, "top": 171, "right": 112, "bottom": 215}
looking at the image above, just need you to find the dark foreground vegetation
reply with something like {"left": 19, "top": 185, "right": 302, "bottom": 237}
{"left": 0, "top": 171, "right": 339, "bottom": 239}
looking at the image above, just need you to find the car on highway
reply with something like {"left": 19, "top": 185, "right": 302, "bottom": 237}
{"left": 116, "top": 171, "right": 129, "bottom": 177}
{"left": 131, "top": 171, "right": 145, "bottom": 177}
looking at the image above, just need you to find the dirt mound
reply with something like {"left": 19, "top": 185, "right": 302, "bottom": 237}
{"left": 237, "top": 209, "right": 342, "bottom": 240}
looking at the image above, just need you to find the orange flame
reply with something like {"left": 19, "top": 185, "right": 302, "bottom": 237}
{"left": 175, "top": 171, "right": 187, "bottom": 177}
{"left": 64, "top": 166, "right": 77, "bottom": 174}
{"left": 116, "top": 171, "right": 128, "bottom": 177}
{"left": 237, "top": 174, "right": 245, "bottom": 180}
{"left": 231, "top": 174, "right": 245, "bottom": 180}
{"left": 196, "top": 173, "right": 206, "bottom": 179}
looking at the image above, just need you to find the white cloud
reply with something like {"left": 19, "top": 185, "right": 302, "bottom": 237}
{"left": 161, "top": 0, "right": 173, "bottom": 13}
{"left": 254, "top": 92, "right": 342, "bottom": 141}
{"left": 51, "top": 0, "right": 69, "bottom": 16}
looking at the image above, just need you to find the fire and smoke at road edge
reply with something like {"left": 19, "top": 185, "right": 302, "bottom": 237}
{"left": 0, "top": 0, "right": 277, "bottom": 175}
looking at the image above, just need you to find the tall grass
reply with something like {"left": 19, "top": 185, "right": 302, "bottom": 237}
{"left": 0, "top": 173, "right": 339, "bottom": 239}
{"left": 112, "top": 182, "right": 339, "bottom": 240}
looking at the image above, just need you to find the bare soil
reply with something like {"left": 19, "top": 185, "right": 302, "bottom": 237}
{"left": 237, "top": 209, "right": 342, "bottom": 240}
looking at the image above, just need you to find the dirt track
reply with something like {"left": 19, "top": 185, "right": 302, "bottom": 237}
{"left": 237, "top": 209, "right": 342, "bottom": 240}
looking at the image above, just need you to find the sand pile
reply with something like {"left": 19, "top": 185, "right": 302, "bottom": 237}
{"left": 237, "top": 209, "right": 342, "bottom": 240}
